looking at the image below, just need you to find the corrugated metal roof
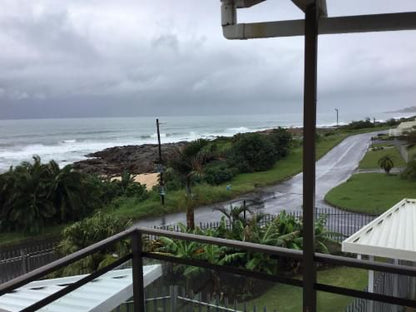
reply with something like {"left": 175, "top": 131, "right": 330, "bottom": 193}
{"left": 0, "top": 264, "right": 162, "bottom": 312}
{"left": 342, "top": 199, "right": 416, "bottom": 261}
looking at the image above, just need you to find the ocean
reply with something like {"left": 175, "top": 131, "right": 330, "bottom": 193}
{"left": 0, "top": 111, "right": 409, "bottom": 172}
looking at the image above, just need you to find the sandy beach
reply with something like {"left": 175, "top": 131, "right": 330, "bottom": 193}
{"left": 111, "top": 173, "right": 159, "bottom": 190}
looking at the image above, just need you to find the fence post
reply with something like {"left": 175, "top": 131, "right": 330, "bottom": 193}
{"left": 20, "top": 249, "right": 28, "bottom": 274}
{"left": 169, "top": 285, "right": 178, "bottom": 312}
{"left": 131, "top": 230, "right": 145, "bottom": 312}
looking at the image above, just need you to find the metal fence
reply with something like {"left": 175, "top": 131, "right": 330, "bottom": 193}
{"left": 156, "top": 208, "right": 376, "bottom": 243}
{"left": 114, "top": 285, "right": 280, "bottom": 312}
{"left": 0, "top": 239, "right": 59, "bottom": 284}
{"left": 0, "top": 208, "right": 375, "bottom": 284}
{"left": 344, "top": 260, "right": 415, "bottom": 312}
{"left": 2, "top": 227, "right": 416, "bottom": 312}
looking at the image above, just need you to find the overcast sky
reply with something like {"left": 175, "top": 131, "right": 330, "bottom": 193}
{"left": 0, "top": 0, "right": 415, "bottom": 119}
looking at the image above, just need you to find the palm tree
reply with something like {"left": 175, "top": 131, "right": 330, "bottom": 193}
{"left": 169, "top": 139, "right": 210, "bottom": 229}
{"left": 47, "top": 160, "right": 86, "bottom": 223}
{"left": 8, "top": 156, "right": 55, "bottom": 233}
{"left": 378, "top": 155, "right": 394, "bottom": 174}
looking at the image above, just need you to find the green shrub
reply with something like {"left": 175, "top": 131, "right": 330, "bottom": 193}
{"left": 268, "top": 127, "right": 292, "bottom": 158}
{"left": 401, "top": 160, "right": 416, "bottom": 180}
{"left": 344, "top": 118, "right": 374, "bottom": 130}
{"left": 229, "top": 133, "right": 277, "bottom": 173}
{"left": 57, "top": 212, "right": 131, "bottom": 275}
{"left": 204, "top": 162, "right": 235, "bottom": 185}
{"left": 124, "top": 182, "right": 148, "bottom": 199}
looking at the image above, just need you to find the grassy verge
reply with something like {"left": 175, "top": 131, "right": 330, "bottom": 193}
{"left": 245, "top": 266, "right": 367, "bottom": 312}
{"left": 325, "top": 173, "right": 416, "bottom": 215}
{"left": 359, "top": 146, "right": 405, "bottom": 169}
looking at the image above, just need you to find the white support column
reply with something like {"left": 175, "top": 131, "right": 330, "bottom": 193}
{"left": 393, "top": 259, "right": 399, "bottom": 312}
{"left": 412, "top": 262, "right": 416, "bottom": 300}
{"left": 368, "top": 256, "right": 374, "bottom": 312}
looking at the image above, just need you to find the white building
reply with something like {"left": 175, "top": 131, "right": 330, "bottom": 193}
{"left": 389, "top": 120, "right": 416, "bottom": 136}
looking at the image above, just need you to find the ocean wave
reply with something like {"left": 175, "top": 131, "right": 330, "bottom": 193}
{"left": 226, "top": 127, "right": 250, "bottom": 133}
{"left": 62, "top": 139, "right": 77, "bottom": 144}
{"left": 150, "top": 133, "right": 167, "bottom": 139}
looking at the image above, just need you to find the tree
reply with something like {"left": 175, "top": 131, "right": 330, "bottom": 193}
{"left": 169, "top": 139, "right": 210, "bottom": 229}
{"left": 378, "top": 155, "right": 394, "bottom": 174}
{"left": 229, "top": 133, "right": 277, "bottom": 172}
{"left": 7, "top": 156, "right": 55, "bottom": 234}
{"left": 0, "top": 156, "right": 104, "bottom": 234}
{"left": 47, "top": 160, "right": 87, "bottom": 223}
{"left": 269, "top": 127, "right": 292, "bottom": 158}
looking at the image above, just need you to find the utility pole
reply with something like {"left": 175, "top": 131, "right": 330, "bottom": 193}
{"left": 156, "top": 118, "right": 165, "bottom": 225}
{"left": 335, "top": 108, "right": 339, "bottom": 127}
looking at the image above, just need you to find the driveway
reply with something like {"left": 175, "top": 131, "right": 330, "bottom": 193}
{"left": 136, "top": 131, "right": 380, "bottom": 233}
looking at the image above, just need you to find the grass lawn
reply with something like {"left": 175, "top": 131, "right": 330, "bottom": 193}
{"left": 245, "top": 266, "right": 367, "bottom": 312}
{"left": 359, "top": 146, "right": 405, "bottom": 169}
{"left": 325, "top": 173, "right": 416, "bottom": 215}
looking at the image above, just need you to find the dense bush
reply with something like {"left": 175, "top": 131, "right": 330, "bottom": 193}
{"left": 401, "top": 159, "right": 416, "bottom": 180}
{"left": 268, "top": 127, "right": 292, "bottom": 159}
{"left": 229, "top": 133, "right": 277, "bottom": 172}
{"left": 203, "top": 162, "right": 235, "bottom": 185}
{"left": 57, "top": 212, "right": 131, "bottom": 275}
{"left": 385, "top": 118, "right": 400, "bottom": 127}
{"left": 150, "top": 209, "right": 338, "bottom": 300}
{"left": 0, "top": 156, "right": 99, "bottom": 234}
{"left": 0, "top": 157, "right": 148, "bottom": 234}
{"left": 163, "top": 167, "right": 183, "bottom": 191}
{"left": 344, "top": 118, "right": 374, "bottom": 130}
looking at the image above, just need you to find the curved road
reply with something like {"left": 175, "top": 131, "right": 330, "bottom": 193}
{"left": 137, "top": 131, "right": 379, "bottom": 231}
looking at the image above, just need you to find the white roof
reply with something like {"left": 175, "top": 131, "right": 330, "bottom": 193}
{"left": 342, "top": 199, "right": 416, "bottom": 261}
{"left": 0, "top": 264, "right": 162, "bottom": 312}
{"left": 397, "top": 120, "right": 416, "bottom": 130}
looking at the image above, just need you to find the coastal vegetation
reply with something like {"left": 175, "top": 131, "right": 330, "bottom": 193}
{"left": 54, "top": 212, "right": 131, "bottom": 276}
{"left": 0, "top": 120, "right": 393, "bottom": 243}
{"left": 144, "top": 207, "right": 338, "bottom": 304}
{"left": 0, "top": 158, "right": 148, "bottom": 235}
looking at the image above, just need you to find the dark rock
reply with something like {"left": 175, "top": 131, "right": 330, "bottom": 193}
{"left": 73, "top": 142, "right": 187, "bottom": 176}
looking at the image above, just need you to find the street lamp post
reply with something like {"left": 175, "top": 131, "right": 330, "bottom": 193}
{"left": 335, "top": 108, "right": 339, "bottom": 127}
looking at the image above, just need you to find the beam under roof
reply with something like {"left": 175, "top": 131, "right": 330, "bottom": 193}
{"left": 222, "top": 11, "right": 416, "bottom": 39}
{"left": 291, "top": 0, "right": 327, "bottom": 17}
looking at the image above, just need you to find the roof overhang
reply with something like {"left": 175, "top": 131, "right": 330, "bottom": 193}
{"left": 342, "top": 199, "right": 416, "bottom": 262}
{"left": 0, "top": 265, "right": 162, "bottom": 312}
{"left": 221, "top": 0, "right": 416, "bottom": 39}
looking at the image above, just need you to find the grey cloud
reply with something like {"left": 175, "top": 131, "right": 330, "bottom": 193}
{"left": 152, "top": 34, "right": 179, "bottom": 51}
{"left": 0, "top": 0, "right": 415, "bottom": 119}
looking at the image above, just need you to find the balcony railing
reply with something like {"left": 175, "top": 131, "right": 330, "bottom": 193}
{"left": 1, "top": 226, "right": 416, "bottom": 311}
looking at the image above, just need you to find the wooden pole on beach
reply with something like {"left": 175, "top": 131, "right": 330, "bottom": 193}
{"left": 156, "top": 118, "right": 166, "bottom": 224}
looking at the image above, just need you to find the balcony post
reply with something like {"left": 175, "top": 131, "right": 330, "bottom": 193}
{"left": 131, "top": 230, "right": 145, "bottom": 312}
{"left": 302, "top": 1, "right": 319, "bottom": 312}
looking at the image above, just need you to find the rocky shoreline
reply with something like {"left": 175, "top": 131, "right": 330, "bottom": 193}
{"left": 73, "top": 142, "right": 187, "bottom": 176}
{"left": 72, "top": 127, "right": 305, "bottom": 176}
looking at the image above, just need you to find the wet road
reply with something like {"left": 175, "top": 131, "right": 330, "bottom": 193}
{"left": 137, "top": 131, "right": 379, "bottom": 230}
